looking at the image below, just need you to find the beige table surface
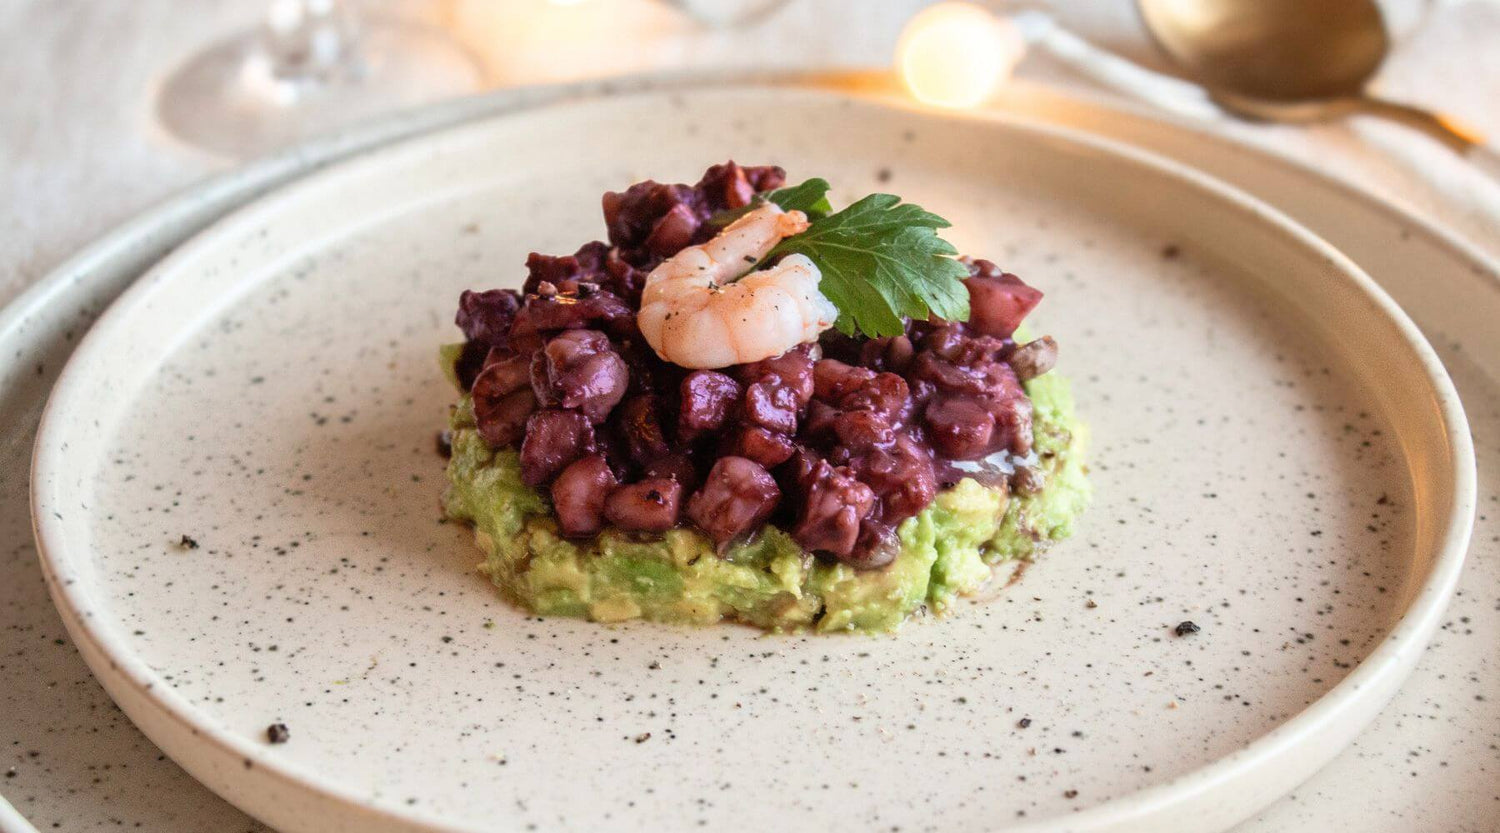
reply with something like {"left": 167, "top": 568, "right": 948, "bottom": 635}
{"left": 1, "top": 1, "right": 1496, "bottom": 831}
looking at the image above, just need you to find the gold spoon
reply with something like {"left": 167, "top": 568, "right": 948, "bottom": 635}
{"left": 1136, "top": 0, "right": 1499, "bottom": 175}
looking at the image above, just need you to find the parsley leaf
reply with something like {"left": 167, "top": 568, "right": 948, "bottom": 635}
{"left": 770, "top": 193, "right": 970, "bottom": 337}
{"left": 707, "top": 181, "right": 969, "bottom": 337}
{"left": 708, "top": 178, "right": 832, "bottom": 228}
{"left": 764, "top": 178, "right": 833, "bottom": 219}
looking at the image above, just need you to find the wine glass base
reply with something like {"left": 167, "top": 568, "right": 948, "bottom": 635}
{"left": 156, "top": 16, "right": 485, "bottom": 158}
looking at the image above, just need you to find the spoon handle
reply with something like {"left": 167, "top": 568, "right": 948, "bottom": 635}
{"left": 1468, "top": 145, "right": 1500, "bottom": 181}
{"left": 1356, "top": 95, "right": 1500, "bottom": 179}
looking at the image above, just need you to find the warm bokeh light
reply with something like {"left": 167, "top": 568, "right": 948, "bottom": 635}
{"left": 455, "top": 0, "right": 685, "bottom": 85}
{"left": 896, "top": 2, "right": 1025, "bottom": 109}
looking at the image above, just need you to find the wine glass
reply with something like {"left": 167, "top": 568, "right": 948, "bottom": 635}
{"left": 156, "top": 0, "right": 485, "bottom": 158}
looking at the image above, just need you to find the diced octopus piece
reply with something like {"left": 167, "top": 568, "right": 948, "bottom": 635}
{"left": 697, "top": 161, "right": 784, "bottom": 211}
{"left": 964, "top": 271, "right": 1043, "bottom": 339}
{"left": 838, "top": 371, "right": 910, "bottom": 420}
{"left": 474, "top": 389, "right": 536, "bottom": 450}
{"left": 738, "top": 345, "right": 816, "bottom": 406}
{"left": 791, "top": 458, "right": 876, "bottom": 560}
{"left": 471, "top": 355, "right": 537, "bottom": 449}
{"left": 831, "top": 409, "right": 896, "bottom": 452}
{"left": 602, "top": 180, "right": 696, "bottom": 253}
{"left": 604, "top": 477, "right": 684, "bottom": 533}
{"left": 645, "top": 203, "right": 700, "bottom": 257}
{"left": 741, "top": 378, "right": 801, "bottom": 435}
{"left": 923, "top": 397, "right": 996, "bottom": 460}
{"left": 989, "top": 390, "right": 1035, "bottom": 456}
{"left": 518, "top": 409, "right": 596, "bottom": 487}
{"left": 920, "top": 323, "right": 970, "bottom": 362}
{"left": 685, "top": 457, "right": 781, "bottom": 546}
{"left": 812, "top": 359, "right": 878, "bottom": 403}
{"left": 481, "top": 347, "right": 530, "bottom": 384}
{"left": 850, "top": 435, "right": 938, "bottom": 523}
{"left": 678, "top": 370, "right": 742, "bottom": 440}
{"left": 550, "top": 454, "right": 617, "bottom": 537}
{"left": 734, "top": 164, "right": 788, "bottom": 195}
{"left": 921, "top": 325, "right": 1008, "bottom": 368}
{"left": 455, "top": 288, "right": 522, "bottom": 348}
{"left": 909, "top": 352, "right": 989, "bottom": 397}
{"left": 533, "top": 329, "right": 629, "bottom": 423}
{"left": 728, "top": 425, "right": 797, "bottom": 468}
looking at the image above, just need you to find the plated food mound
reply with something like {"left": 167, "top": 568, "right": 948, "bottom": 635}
{"left": 440, "top": 162, "right": 1089, "bottom": 632}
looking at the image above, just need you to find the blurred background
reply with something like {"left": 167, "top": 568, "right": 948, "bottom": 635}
{"left": 5, "top": 0, "right": 1499, "bottom": 310}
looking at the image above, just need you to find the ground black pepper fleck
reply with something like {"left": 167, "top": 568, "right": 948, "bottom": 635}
{"left": 634, "top": 732, "right": 652, "bottom": 743}
{"left": 266, "top": 723, "right": 290, "bottom": 744}
{"left": 1161, "top": 243, "right": 1181, "bottom": 259}
{"left": 648, "top": 660, "right": 661, "bottom": 670}
{"left": 1175, "top": 620, "right": 1201, "bottom": 636}
{"left": 178, "top": 534, "right": 199, "bottom": 550}
{"left": 1017, "top": 717, "right": 1032, "bottom": 728}
{"left": 1064, "top": 789, "right": 1078, "bottom": 799}
{"left": 436, "top": 430, "right": 453, "bottom": 458}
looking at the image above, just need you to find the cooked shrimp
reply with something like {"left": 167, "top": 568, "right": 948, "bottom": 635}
{"left": 637, "top": 203, "right": 838, "bottom": 369}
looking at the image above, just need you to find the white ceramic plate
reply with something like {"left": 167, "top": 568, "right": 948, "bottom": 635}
{"left": 28, "top": 88, "right": 1475, "bottom": 832}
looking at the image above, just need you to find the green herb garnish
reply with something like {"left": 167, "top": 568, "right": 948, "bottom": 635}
{"left": 762, "top": 177, "right": 833, "bottom": 220}
{"left": 769, "top": 192, "right": 969, "bottom": 338}
{"left": 710, "top": 177, "right": 833, "bottom": 227}
{"left": 710, "top": 178, "right": 969, "bottom": 338}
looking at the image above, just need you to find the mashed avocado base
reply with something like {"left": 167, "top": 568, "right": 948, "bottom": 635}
{"left": 442, "top": 372, "right": 1088, "bottom": 634}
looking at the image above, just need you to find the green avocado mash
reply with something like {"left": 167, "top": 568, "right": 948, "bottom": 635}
{"left": 441, "top": 371, "right": 1089, "bottom": 634}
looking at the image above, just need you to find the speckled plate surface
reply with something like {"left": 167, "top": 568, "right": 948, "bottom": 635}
{"left": 29, "top": 88, "right": 1475, "bottom": 833}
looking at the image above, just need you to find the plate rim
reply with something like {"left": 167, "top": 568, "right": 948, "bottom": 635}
{"left": 26, "top": 83, "right": 1480, "bottom": 833}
